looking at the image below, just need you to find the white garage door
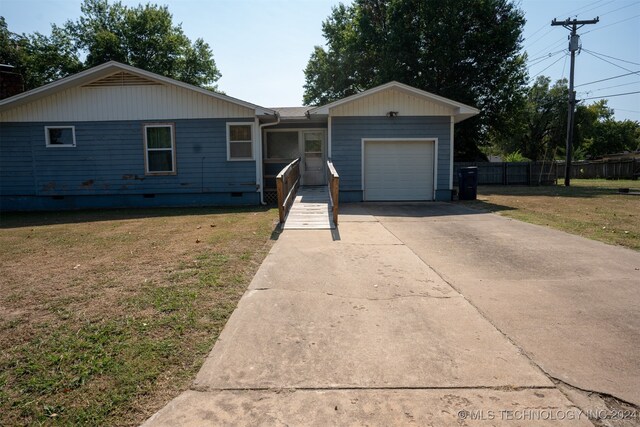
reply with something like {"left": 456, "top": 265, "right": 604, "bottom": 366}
{"left": 364, "top": 140, "right": 435, "bottom": 201}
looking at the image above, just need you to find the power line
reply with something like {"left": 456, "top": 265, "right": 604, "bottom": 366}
{"left": 561, "top": 53, "right": 569, "bottom": 79}
{"left": 584, "top": 50, "right": 636, "bottom": 74}
{"left": 528, "top": 38, "right": 567, "bottom": 59}
{"left": 581, "top": 90, "right": 640, "bottom": 101}
{"left": 560, "top": 0, "right": 607, "bottom": 18}
{"left": 573, "top": 0, "right": 616, "bottom": 17}
{"left": 597, "top": 1, "right": 638, "bottom": 17}
{"left": 530, "top": 53, "right": 568, "bottom": 80}
{"left": 579, "top": 80, "right": 640, "bottom": 94}
{"left": 526, "top": 49, "right": 565, "bottom": 64}
{"left": 581, "top": 49, "right": 640, "bottom": 67}
{"left": 575, "top": 71, "right": 640, "bottom": 87}
{"left": 582, "top": 13, "right": 640, "bottom": 35}
{"left": 527, "top": 50, "right": 565, "bottom": 68}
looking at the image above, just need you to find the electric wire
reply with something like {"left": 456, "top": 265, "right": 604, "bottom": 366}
{"left": 581, "top": 49, "right": 640, "bottom": 67}
{"left": 579, "top": 80, "right": 640, "bottom": 94}
{"left": 596, "top": 1, "right": 638, "bottom": 18}
{"left": 575, "top": 71, "right": 640, "bottom": 87}
{"left": 527, "top": 50, "right": 565, "bottom": 68}
{"left": 582, "top": 13, "right": 640, "bottom": 35}
{"left": 584, "top": 50, "right": 636, "bottom": 74}
{"left": 581, "top": 90, "right": 640, "bottom": 101}
{"left": 530, "top": 53, "right": 568, "bottom": 80}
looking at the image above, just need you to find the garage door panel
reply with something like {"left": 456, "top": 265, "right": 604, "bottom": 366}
{"left": 364, "top": 140, "right": 434, "bottom": 201}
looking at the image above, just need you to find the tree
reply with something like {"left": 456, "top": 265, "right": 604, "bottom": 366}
{"left": 0, "top": 0, "right": 221, "bottom": 91}
{"left": 303, "top": 0, "right": 528, "bottom": 160}
{"left": 0, "top": 18, "right": 82, "bottom": 90}
{"left": 496, "top": 76, "right": 568, "bottom": 161}
{"left": 577, "top": 101, "right": 640, "bottom": 157}
{"left": 493, "top": 77, "right": 640, "bottom": 160}
{"left": 65, "top": 0, "right": 221, "bottom": 88}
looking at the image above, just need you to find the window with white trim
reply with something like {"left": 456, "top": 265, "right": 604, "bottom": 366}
{"left": 45, "top": 126, "right": 76, "bottom": 147}
{"left": 144, "top": 123, "right": 176, "bottom": 174}
{"left": 227, "top": 123, "right": 254, "bottom": 160}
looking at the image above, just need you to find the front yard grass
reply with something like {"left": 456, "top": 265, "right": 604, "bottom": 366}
{"left": 0, "top": 207, "right": 278, "bottom": 426}
{"left": 460, "top": 179, "right": 640, "bottom": 250}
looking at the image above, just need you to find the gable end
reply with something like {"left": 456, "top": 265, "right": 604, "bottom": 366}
{"left": 83, "top": 71, "right": 161, "bottom": 87}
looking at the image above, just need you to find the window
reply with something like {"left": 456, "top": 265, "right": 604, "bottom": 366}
{"left": 144, "top": 124, "right": 176, "bottom": 174}
{"left": 45, "top": 126, "right": 76, "bottom": 147}
{"left": 227, "top": 123, "right": 254, "bottom": 160}
{"left": 266, "top": 131, "right": 299, "bottom": 160}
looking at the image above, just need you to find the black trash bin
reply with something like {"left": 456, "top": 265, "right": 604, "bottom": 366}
{"left": 457, "top": 166, "right": 478, "bottom": 200}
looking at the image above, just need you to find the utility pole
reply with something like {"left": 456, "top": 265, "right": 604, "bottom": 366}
{"left": 551, "top": 17, "right": 598, "bottom": 186}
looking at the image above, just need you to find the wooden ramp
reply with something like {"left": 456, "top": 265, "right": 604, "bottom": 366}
{"left": 284, "top": 186, "right": 335, "bottom": 230}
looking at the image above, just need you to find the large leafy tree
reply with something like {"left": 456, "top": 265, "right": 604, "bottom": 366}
{"left": 0, "top": 0, "right": 220, "bottom": 92}
{"left": 496, "top": 76, "right": 568, "bottom": 161}
{"left": 303, "top": 0, "right": 528, "bottom": 160}
{"left": 576, "top": 101, "right": 640, "bottom": 158}
{"left": 0, "top": 17, "right": 82, "bottom": 90}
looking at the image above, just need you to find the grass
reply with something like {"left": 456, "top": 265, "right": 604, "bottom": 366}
{"left": 460, "top": 179, "right": 640, "bottom": 250}
{"left": 0, "top": 207, "right": 279, "bottom": 426}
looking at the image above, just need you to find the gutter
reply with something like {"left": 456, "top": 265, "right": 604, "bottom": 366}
{"left": 258, "top": 112, "right": 281, "bottom": 205}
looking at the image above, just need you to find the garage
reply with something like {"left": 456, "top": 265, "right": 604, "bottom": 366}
{"left": 363, "top": 139, "right": 435, "bottom": 201}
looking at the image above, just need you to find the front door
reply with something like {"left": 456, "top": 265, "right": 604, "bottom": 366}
{"left": 302, "top": 131, "right": 324, "bottom": 185}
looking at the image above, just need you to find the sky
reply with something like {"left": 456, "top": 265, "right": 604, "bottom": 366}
{"left": 1, "top": 0, "right": 639, "bottom": 121}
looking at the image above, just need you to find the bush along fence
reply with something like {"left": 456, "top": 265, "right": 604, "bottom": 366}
{"left": 454, "top": 158, "right": 640, "bottom": 186}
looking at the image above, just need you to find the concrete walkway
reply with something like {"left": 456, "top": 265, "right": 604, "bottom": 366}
{"left": 140, "top": 204, "right": 609, "bottom": 426}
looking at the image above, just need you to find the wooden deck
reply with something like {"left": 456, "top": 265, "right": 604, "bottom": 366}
{"left": 283, "top": 186, "right": 336, "bottom": 230}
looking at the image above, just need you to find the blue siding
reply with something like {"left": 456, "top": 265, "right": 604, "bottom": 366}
{"left": 331, "top": 116, "right": 452, "bottom": 201}
{"left": 1, "top": 118, "right": 258, "bottom": 211}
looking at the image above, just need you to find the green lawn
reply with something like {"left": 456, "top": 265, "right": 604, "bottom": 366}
{"left": 0, "top": 207, "right": 279, "bottom": 426}
{"left": 460, "top": 179, "right": 640, "bottom": 250}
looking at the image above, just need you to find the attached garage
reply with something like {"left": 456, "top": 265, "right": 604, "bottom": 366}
{"left": 363, "top": 139, "right": 435, "bottom": 201}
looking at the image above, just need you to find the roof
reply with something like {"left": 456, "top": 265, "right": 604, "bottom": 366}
{"left": 270, "top": 107, "right": 312, "bottom": 120}
{"left": 308, "top": 81, "right": 479, "bottom": 122}
{"left": 0, "top": 61, "right": 275, "bottom": 116}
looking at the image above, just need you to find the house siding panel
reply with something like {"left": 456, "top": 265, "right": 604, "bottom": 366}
{"left": 0, "top": 85, "right": 255, "bottom": 122}
{"left": 0, "top": 118, "right": 258, "bottom": 210}
{"left": 331, "top": 116, "right": 451, "bottom": 201}
{"left": 330, "top": 89, "right": 455, "bottom": 117}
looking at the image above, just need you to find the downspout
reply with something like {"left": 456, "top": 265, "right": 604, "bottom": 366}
{"left": 258, "top": 112, "right": 281, "bottom": 205}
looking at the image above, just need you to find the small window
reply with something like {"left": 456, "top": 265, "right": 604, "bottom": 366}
{"left": 45, "top": 126, "right": 76, "bottom": 147}
{"left": 227, "top": 123, "right": 254, "bottom": 160}
{"left": 144, "top": 124, "right": 176, "bottom": 174}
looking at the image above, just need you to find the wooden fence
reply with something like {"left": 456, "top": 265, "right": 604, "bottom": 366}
{"left": 561, "top": 158, "right": 640, "bottom": 180}
{"left": 454, "top": 159, "right": 639, "bottom": 186}
{"left": 453, "top": 161, "right": 559, "bottom": 186}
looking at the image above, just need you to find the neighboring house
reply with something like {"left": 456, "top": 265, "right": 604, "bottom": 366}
{"left": 0, "top": 61, "right": 478, "bottom": 211}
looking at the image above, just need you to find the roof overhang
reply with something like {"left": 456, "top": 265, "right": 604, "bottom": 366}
{"left": 0, "top": 61, "right": 275, "bottom": 116}
{"left": 308, "top": 81, "right": 479, "bottom": 123}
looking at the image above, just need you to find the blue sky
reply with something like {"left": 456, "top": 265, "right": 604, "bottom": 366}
{"left": 1, "top": 0, "right": 639, "bottom": 120}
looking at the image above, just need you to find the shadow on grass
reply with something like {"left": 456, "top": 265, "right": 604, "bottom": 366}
{"left": 458, "top": 199, "right": 517, "bottom": 214}
{"left": 0, "top": 205, "right": 277, "bottom": 229}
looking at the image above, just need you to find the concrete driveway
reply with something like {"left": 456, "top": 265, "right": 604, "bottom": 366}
{"left": 350, "top": 203, "right": 640, "bottom": 409}
{"left": 142, "top": 203, "right": 638, "bottom": 426}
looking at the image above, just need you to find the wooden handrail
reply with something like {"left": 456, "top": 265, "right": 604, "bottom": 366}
{"left": 276, "top": 157, "right": 301, "bottom": 224}
{"left": 327, "top": 159, "right": 340, "bottom": 226}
